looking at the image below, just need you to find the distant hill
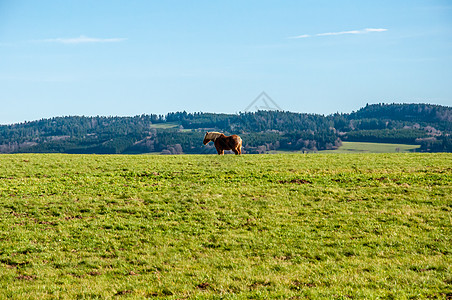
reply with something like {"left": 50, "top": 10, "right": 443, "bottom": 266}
{"left": 350, "top": 103, "right": 452, "bottom": 126}
{"left": 0, "top": 103, "right": 450, "bottom": 154}
{"left": 334, "top": 103, "right": 451, "bottom": 151}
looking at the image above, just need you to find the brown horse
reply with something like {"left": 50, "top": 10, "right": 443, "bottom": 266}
{"left": 203, "top": 132, "right": 242, "bottom": 155}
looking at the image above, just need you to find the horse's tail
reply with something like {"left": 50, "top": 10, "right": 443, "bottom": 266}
{"left": 237, "top": 136, "right": 242, "bottom": 155}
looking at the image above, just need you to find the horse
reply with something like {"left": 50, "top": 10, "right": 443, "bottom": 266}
{"left": 203, "top": 132, "right": 242, "bottom": 155}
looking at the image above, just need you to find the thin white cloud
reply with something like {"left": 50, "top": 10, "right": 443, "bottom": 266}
{"left": 364, "top": 28, "right": 388, "bottom": 33}
{"left": 39, "top": 35, "right": 127, "bottom": 44}
{"left": 289, "top": 28, "right": 387, "bottom": 39}
{"left": 292, "top": 34, "right": 311, "bottom": 39}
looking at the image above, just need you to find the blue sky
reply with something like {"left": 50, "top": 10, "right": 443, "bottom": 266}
{"left": 1, "top": 0, "right": 451, "bottom": 124}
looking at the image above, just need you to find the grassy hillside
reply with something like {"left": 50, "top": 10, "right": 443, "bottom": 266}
{"left": 0, "top": 153, "right": 451, "bottom": 299}
{"left": 321, "top": 142, "right": 421, "bottom": 153}
{"left": 149, "top": 122, "right": 180, "bottom": 129}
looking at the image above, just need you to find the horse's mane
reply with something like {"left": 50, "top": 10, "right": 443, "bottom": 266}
{"left": 205, "top": 132, "right": 223, "bottom": 141}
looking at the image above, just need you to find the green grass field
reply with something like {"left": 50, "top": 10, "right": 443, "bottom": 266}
{"left": 0, "top": 153, "right": 450, "bottom": 299}
{"left": 149, "top": 122, "right": 180, "bottom": 129}
{"left": 321, "top": 142, "right": 421, "bottom": 153}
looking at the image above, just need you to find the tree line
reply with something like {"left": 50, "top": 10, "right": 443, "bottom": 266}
{"left": 0, "top": 103, "right": 450, "bottom": 154}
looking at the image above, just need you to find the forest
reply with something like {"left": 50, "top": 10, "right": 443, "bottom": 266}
{"left": 0, "top": 103, "right": 450, "bottom": 154}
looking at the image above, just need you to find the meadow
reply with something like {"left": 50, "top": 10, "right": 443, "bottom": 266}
{"left": 148, "top": 122, "right": 180, "bottom": 129}
{"left": 320, "top": 142, "right": 421, "bottom": 154}
{"left": 0, "top": 153, "right": 450, "bottom": 299}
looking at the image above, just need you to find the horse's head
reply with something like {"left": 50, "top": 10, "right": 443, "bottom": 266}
{"left": 203, "top": 132, "right": 223, "bottom": 145}
{"left": 203, "top": 132, "right": 211, "bottom": 145}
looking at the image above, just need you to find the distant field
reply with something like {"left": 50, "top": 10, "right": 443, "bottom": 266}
{"left": 0, "top": 153, "right": 450, "bottom": 299}
{"left": 149, "top": 122, "right": 180, "bottom": 129}
{"left": 322, "top": 141, "right": 421, "bottom": 153}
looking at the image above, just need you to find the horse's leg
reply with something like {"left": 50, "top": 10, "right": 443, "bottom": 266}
{"left": 216, "top": 146, "right": 224, "bottom": 155}
{"left": 232, "top": 148, "right": 239, "bottom": 155}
